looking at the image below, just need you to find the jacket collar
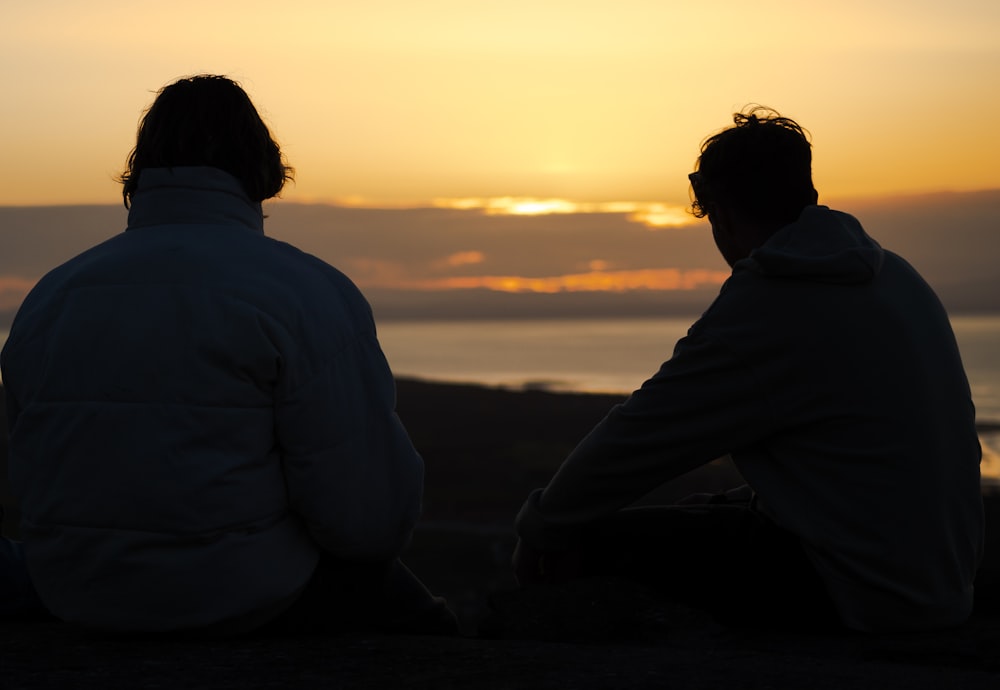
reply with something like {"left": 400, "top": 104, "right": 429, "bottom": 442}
{"left": 126, "top": 167, "right": 264, "bottom": 234}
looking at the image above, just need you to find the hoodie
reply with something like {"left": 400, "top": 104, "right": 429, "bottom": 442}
{"left": 516, "top": 206, "right": 983, "bottom": 632}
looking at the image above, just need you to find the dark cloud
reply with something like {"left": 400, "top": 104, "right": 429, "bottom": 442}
{"left": 261, "top": 204, "right": 725, "bottom": 280}
{"left": 1, "top": 190, "right": 998, "bottom": 329}
{"left": 0, "top": 205, "right": 125, "bottom": 278}
{"left": 839, "top": 190, "right": 1000, "bottom": 312}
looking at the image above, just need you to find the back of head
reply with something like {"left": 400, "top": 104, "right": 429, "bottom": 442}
{"left": 120, "top": 75, "right": 293, "bottom": 207}
{"left": 690, "top": 106, "right": 817, "bottom": 227}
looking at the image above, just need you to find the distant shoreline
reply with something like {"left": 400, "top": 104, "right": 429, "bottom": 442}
{"left": 393, "top": 375, "right": 1000, "bottom": 430}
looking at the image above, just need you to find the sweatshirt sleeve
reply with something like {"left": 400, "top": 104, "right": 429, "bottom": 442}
{"left": 515, "top": 331, "right": 769, "bottom": 551}
{"left": 275, "top": 327, "right": 424, "bottom": 562}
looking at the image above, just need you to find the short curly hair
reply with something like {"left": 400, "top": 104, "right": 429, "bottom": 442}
{"left": 119, "top": 75, "right": 294, "bottom": 208}
{"left": 690, "top": 106, "right": 816, "bottom": 225}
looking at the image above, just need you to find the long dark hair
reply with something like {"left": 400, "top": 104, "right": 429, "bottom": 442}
{"left": 119, "top": 75, "right": 294, "bottom": 207}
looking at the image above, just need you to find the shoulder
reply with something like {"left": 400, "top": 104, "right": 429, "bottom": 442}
{"left": 256, "top": 236, "right": 369, "bottom": 309}
{"left": 691, "top": 269, "right": 771, "bottom": 330}
{"left": 13, "top": 232, "right": 129, "bottom": 309}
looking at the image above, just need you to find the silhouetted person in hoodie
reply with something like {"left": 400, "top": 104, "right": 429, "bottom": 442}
{"left": 1, "top": 75, "right": 457, "bottom": 635}
{"left": 514, "top": 107, "right": 983, "bottom": 633}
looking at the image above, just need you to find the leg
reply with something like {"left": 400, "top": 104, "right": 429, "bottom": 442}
{"left": 259, "top": 555, "right": 459, "bottom": 636}
{"left": 0, "top": 538, "right": 48, "bottom": 619}
{"left": 577, "top": 502, "right": 840, "bottom": 630}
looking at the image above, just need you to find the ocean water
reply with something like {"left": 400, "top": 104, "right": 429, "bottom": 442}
{"left": 376, "top": 315, "right": 1000, "bottom": 420}
{"left": 373, "top": 315, "right": 1000, "bottom": 483}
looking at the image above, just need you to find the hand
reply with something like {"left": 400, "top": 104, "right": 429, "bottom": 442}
{"left": 675, "top": 484, "right": 754, "bottom": 506}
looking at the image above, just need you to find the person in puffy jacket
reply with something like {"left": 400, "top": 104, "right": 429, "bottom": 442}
{"left": 513, "top": 107, "right": 983, "bottom": 633}
{"left": 1, "top": 75, "right": 456, "bottom": 635}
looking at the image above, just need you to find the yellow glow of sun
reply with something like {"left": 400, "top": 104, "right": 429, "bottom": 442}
{"left": 432, "top": 198, "right": 696, "bottom": 228}
{"left": 401, "top": 268, "right": 729, "bottom": 294}
{"left": 441, "top": 251, "right": 486, "bottom": 267}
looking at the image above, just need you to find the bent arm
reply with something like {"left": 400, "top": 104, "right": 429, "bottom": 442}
{"left": 515, "top": 333, "right": 768, "bottom": 550}
{"left": 277, "top": 330, "right": 423, "bottom": 562}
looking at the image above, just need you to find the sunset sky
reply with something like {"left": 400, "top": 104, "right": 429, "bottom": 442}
{"left": 3, "top": 1, "right": 998, "bottom": 209}
{"left": 2, "top": 1, "right": 999, "bottom": 326}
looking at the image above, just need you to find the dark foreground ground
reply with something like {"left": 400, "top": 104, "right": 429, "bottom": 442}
{"left": 1, "top": 378, "right": 999, "bottom": 688}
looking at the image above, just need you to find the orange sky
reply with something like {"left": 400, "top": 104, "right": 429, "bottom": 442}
{"left": 2, "top": 1, "right": 998, "bottom": 209}
{"left": 1, "top": 2, "right": 998, "bottom": 322}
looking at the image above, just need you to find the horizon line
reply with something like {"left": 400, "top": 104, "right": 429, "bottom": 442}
{"left": 2, "top": 186, "right": 998, "bottom": 213}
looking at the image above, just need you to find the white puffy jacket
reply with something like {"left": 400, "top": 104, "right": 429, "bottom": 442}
{"left": 1, "top": 167, "right": 424, "bottom": 631}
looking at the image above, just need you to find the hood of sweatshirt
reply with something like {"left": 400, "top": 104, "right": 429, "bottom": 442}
{"left": 739, "top": 205, "right": 884, "bottom": 285}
